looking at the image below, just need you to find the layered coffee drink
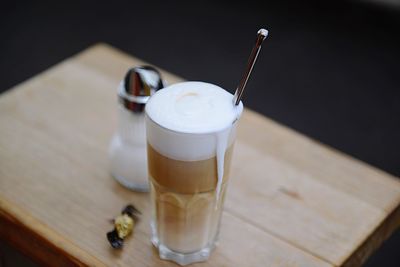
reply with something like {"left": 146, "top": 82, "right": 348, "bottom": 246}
{"left": 145, "top": 81, "right": 243, "bottom": 265}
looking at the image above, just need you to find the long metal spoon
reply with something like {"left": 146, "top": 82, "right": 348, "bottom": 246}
{"left": 233, "top": 28, "right": 268, "bottom": 105}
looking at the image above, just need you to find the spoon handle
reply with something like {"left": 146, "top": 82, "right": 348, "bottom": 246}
{"left": 233, "top": 29, "right": 268, "bottom": 106}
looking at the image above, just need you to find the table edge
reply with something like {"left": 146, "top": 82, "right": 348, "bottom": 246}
{"left": 0, "top": 196, "right": 105, "bottom": 267}
{"left": 341, "top": 203, "right": 400, "bottom": 266}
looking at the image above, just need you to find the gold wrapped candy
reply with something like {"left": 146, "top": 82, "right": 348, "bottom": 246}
{"left": 115, "top": 214, "right": 134, "bottom": 239}
{"left": 107, "top": 204, "right": 141, "bottom": 249}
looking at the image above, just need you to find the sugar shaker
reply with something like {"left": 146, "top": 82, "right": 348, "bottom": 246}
{"left": 109, "top": 66, "right": 165, "bottom": 191}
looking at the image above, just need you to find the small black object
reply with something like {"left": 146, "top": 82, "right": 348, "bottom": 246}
{"left": 122, "top": 204, "right": 141, "bottom": 217}
{"left": 107, "top": 229, "right": 124, "bottom": 249}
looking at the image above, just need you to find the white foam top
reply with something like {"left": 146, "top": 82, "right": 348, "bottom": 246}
{"left": 146, "top": 81, "right": 243, "bottom": 134}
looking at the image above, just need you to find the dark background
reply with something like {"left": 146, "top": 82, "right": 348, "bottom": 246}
{"left": 0, "top": 0, "right": 399, "bottom": 266}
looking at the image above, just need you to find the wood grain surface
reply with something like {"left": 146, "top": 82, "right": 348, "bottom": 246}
{"left": 0, "top": 43, "right": 399, "bottom": 267}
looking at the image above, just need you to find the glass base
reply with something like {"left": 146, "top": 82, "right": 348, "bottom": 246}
{"left": 111, "top": 173, "right": 149, "bottom": 192}
{"left": 151, "top": 222, "right": 215, "bottom": 266}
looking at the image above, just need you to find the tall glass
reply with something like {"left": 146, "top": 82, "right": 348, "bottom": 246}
{"left": 145, "top": 82, "right": 242, "bottom": 265}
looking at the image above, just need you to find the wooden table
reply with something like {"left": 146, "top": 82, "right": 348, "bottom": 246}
{"left": 0, "top": 44, "right": 399, "bottom": 267}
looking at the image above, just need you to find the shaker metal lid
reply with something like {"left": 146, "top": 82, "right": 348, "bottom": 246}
{"left": 119, "top": 66, "right": 165, "bottom": 112}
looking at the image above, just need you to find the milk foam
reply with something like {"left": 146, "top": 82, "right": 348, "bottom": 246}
{"left": 145, "top": 81, "right": 243, "bottom": 201}
{"left": 146, "top": 82, "right": 242, "bottom": 134}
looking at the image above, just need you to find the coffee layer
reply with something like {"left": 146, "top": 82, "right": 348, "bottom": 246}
{"left": 147, "top": 143, "right": 233, "bottom": 194}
